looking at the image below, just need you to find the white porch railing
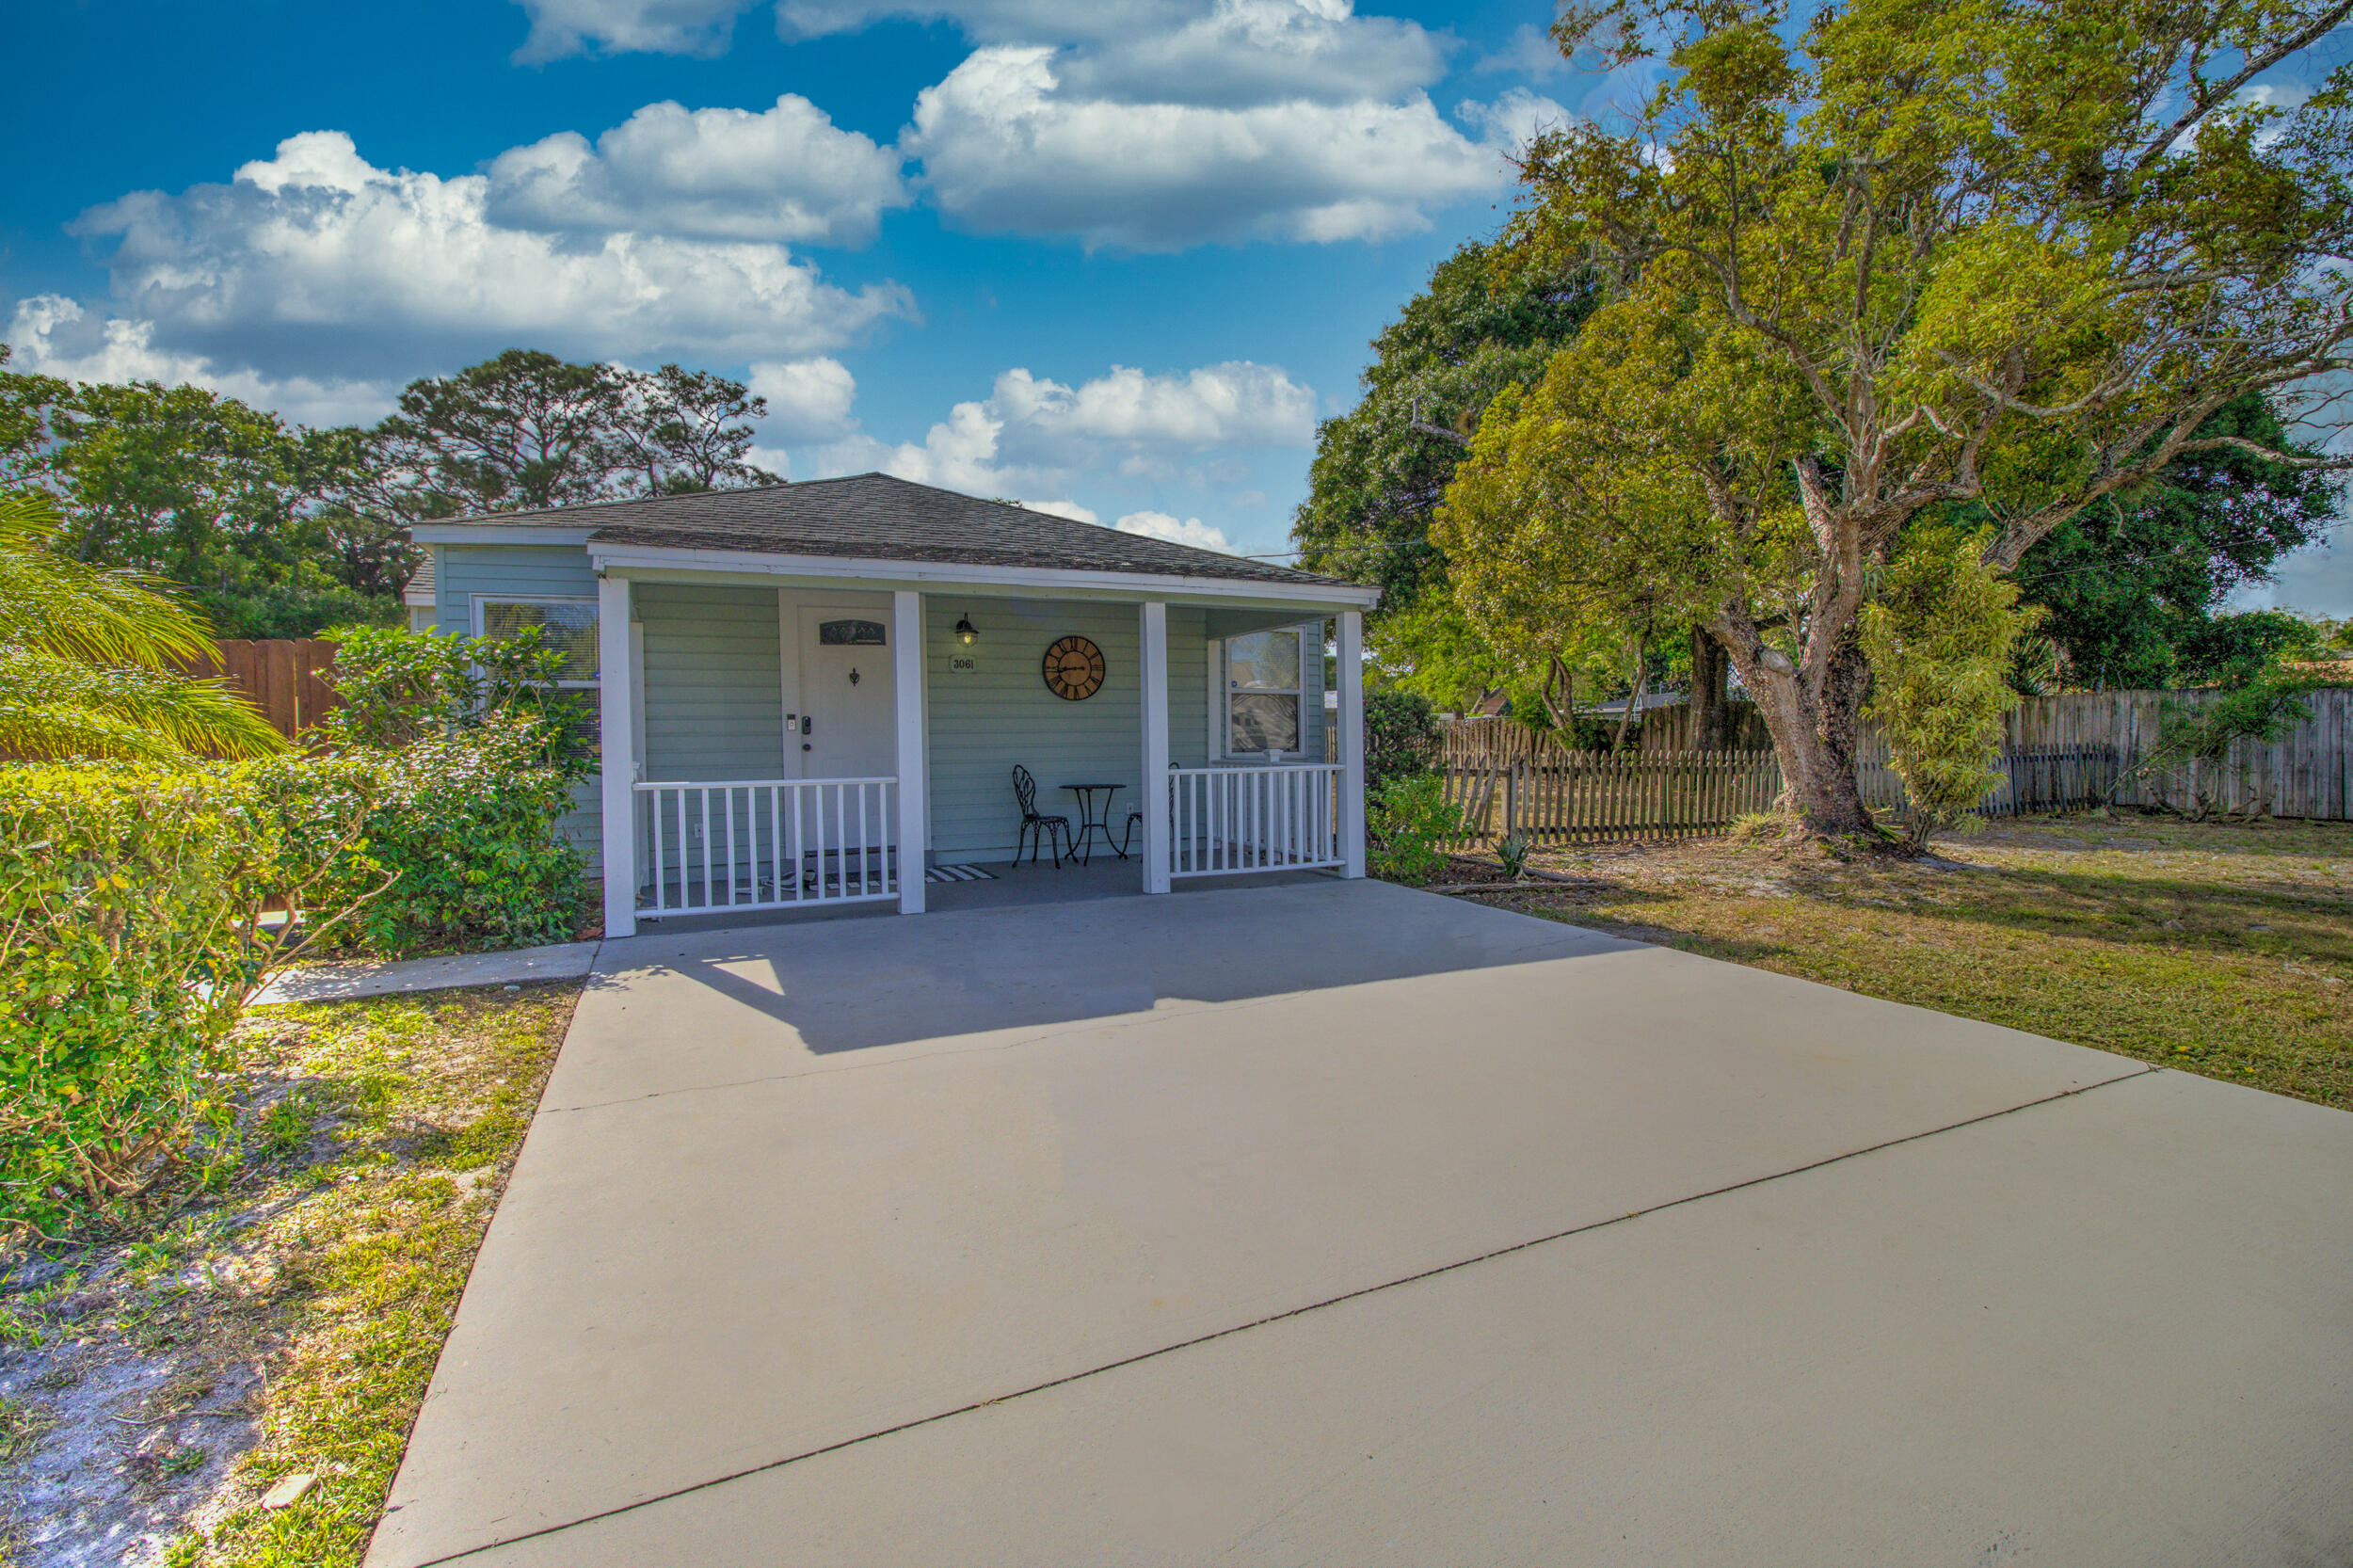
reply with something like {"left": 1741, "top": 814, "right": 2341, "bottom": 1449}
{"left": 633, "top": 778, "right": 898, "bottom": 916}
{"left": 1167, "top": 763, "right": 1343, "bottom": 878}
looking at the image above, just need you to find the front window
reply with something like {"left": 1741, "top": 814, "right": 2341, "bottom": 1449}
{"left": 1226, "top": 630, "right": 1302, "bottom": 753}
{"left": 478, "top": 599, "right": 600, "bottom": 685}
{"left": 477, "top": 596, "right": 600, "bottom": 759}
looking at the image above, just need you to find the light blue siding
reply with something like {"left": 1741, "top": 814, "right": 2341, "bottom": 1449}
{"left": 434, "top": 543, "right": 604, "bottom": 871}
{"left": 433, "top": 545, "right": 598, "bottom": 635}
{"left": 926, "top": 598, "right": 1152, "bottom": 862}
{"left": 426, "top": 547, "right": 1329, "bottom": 880}
{"left": 1168, "top": 607, "right": 1209, "bottom": 769}
{"left": 636, "top": 584, "right": 784, "bottom": 781}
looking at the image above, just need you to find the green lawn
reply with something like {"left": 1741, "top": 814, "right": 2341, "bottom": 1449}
{"left": 1474, "top": 812, "right": 2353, "bottom": 1111}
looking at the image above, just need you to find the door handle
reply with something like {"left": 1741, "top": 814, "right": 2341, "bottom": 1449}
{"left": 800, "top": 717, "right": 812, "bottom": 736}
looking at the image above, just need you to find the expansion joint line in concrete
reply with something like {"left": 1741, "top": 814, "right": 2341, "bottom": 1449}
{"left": 401, "top": 1064, "right": 2155, "bottom": 1568}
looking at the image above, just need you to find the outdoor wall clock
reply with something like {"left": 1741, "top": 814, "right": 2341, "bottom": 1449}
{"left": 1042, "top": 635, "right": 1107, "bottom": 701}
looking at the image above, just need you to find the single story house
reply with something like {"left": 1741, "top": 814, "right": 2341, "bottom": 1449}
{"left": 408, "top": 474, "right": 1382, "bottom": 937}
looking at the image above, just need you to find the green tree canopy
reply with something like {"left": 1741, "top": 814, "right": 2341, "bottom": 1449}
{"left": 1293, "top": 242, "right": 1598, "bottom": 619}
{"left": 1439, "top": 0, "right": 2353, "bottom": 841}
{"left": 0, "top": 345, "right": 783, "bottom": 636}
{"left": 2004, "top": 393, "right": 2340, "bottom": 687}
{"left": 373, "top": 349, "right": 776, "bottom": 519}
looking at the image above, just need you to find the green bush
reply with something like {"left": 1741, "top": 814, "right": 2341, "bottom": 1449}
{"left": 303, "top": 625, "right": 593, "bottom": 955}
{"left": 0, "top": 763, "right": 368, "bottom": 1240}
{"left": 293, "top": 724, "right": 589, "bottom": 956}
{"left": 1367, "top": 774, "right": 1463, "bottom": 885}
{"left": 1365, "top": 686, "right": 1442, "bottom": 790}
{"left": 1859, "top": 528, "right": 2037, "bottom": 847}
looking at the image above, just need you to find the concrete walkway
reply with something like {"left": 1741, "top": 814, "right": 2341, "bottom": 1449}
{"left": 253, "top": 940, "right": 600, "bottom": 1004}
{"left": 368, "top": 879, "right": 2353, "bottom": 1568}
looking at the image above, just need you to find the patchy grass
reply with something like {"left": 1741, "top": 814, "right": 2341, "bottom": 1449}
{"left": 1459, "top": 812, "right": 2353, "bottom": 1110}
{"left": 0, "top": 983, "right": 578, "bottom": 1568}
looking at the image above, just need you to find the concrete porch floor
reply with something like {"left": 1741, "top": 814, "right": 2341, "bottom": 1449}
{"left": 369, "top": 878, "right": 2353, "bottom": 1567}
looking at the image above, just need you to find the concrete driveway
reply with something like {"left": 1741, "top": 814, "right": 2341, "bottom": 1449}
{"left": 369, "top": 878, "right": 2353, "bottom": 1567}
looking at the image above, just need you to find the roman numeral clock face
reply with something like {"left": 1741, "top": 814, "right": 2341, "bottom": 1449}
{"left": 1042, "top": 635, "right": 1106, "bottom": 701}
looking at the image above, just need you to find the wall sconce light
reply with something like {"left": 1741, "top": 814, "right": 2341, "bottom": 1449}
{"left": 954, "top": 614, "right": 979, "bottom": 647}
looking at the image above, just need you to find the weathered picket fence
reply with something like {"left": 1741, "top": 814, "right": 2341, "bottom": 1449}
{"left": 1440, "top": 686, "right": 2353, "bottom": 829}
{"left": 1444, "top": 749, "right": 1782, "bottom": 845}
{"left": 1445, "top": 742, "right": 2123, "bottom": 846}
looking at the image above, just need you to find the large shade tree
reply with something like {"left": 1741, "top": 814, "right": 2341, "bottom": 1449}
{"left": 1440, "top": 0, "right": 2353, "bottom": 840}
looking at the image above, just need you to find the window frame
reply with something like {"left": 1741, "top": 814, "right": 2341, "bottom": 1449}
{"left": 470, "top": 594, "right": 601, "bottom": 689}
{"left": 1221, "top": 627, "right": 1307, "bottom": 760}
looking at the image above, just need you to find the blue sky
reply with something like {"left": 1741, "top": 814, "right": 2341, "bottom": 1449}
{"left": 3, "top": 0, "right": 2344, "bottom": 608}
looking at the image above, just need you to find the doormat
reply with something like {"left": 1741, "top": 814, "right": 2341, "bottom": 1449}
{"left": 924, "top": 863, "right": 1000, "bottom": 883}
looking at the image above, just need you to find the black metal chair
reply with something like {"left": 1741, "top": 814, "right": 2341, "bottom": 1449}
{"left": 1119, "top": 809, "right": 1144, "bottom": 858}
{"left": 1013, "top": 765, "right": 1072, "bottom": 868}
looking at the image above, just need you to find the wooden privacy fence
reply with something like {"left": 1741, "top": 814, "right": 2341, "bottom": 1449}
{"left": 179, "top": 639, "right": 342, "bottom": 740}
{"left": 2005, "top": 687, "right": 2351, "bottom": 822}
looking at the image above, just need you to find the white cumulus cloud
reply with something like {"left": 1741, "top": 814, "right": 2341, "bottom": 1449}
{"left": 6, "top": 295, "right": 399, "bottom": 427}
{"left": 812, "top": 358, "right": 1313, "bottom": 510}
{"left": 487, "top": 95, "right": 908, "bottom": 245}
{"left": 65, "top": 130, "right": 913, "bottom": 385}
{"left": 511, "top": 0, "right": 753, "bottom": 60}
{"left": 498, "top": 0, "right": 1508, "bottom": 250}
{"left": 907, "top": 44, "right": 1497, "bottom": 248}
{"left": 1457, "top": 88, "right": 1574, "bottom": 158}
{"left": 749, "top": 356, "right": 859, "bottom": 440}
{"left": 1115, "top": 510, "right": 1232, "bottom": 552}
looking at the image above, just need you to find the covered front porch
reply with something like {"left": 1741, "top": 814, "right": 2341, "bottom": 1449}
{"left": 594, "top": 568, "right": 1371, "bottom": 936}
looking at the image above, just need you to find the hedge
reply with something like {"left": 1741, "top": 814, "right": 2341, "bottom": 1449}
{"left": 0, "top": 763, "right": 299, "bottom": 1239}
{"left": 0, "top": 714, "right": 586, "bottom": 1240}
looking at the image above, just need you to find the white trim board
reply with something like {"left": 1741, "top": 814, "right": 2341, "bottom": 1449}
{"left": 588, "top": 543, "right": 1381, "bottom": 609}
{"left": 410, "top": 525, "right": 599, "bottom": 546}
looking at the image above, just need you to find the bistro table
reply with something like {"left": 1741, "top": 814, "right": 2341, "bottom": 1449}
{"left": 1060, "top": 783, "right": 1126, "bottom": 864}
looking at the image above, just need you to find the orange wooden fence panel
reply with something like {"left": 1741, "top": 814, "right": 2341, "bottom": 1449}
{"left": 181, "top": 639, "right": 343, "bottom": 740}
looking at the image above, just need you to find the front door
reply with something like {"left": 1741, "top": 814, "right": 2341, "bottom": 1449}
{"left": 796, "top": 607, "right": 895, "bottom": 778}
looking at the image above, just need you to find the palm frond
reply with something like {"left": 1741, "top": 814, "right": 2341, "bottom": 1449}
{"left": 0, "top": 490, "right": 290, "bottom": 760}
{"left": 0, "top": 646, "right": 290, "bottom": 760}
{"left": 0, "top": 489, "right": 218, "bottom": 666}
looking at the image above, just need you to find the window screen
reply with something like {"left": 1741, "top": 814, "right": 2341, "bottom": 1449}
{"left": 1227, "top": 630, "right": 1302, "bottom": 753}
{"left": 479, "top": 600, "right": 599, "bottom": 683}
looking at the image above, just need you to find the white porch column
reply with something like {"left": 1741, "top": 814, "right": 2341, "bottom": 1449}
{"left": 892, "top": 589, "right": 927, "bottom": 914}
{"left": 1140, "top": 600, "right": 1171, "bottom": 893}
{"left": 1338, "top": 608, "right": 1367, "bottom": 878}
{"left": 597, "top": 571, "right": 638, "bottom": 937}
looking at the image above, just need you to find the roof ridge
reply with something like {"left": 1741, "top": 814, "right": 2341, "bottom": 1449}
{"left": 415, "top": 473, "right": 1369, "bottom": 592}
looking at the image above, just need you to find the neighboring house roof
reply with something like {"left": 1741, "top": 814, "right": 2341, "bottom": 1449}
{"left": 403, "top": 552, "right": 435, "bottom": 607}
{"left": 417, "top": 473, "right": 1362, "bottom": 592}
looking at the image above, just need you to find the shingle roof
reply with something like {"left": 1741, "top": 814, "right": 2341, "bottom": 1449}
{"left": 429, "top": 473, "right": 1358, "bottom": 591}
{"left": 403, "top": 552, "right": 435, "bottom": 601}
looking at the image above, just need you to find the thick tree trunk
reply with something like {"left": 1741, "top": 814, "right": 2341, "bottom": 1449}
{"left": 1689, "top": 628, "right": 1729, "bottom": 749}
{"left": 1709, "top": 613, "right": 1881, "bottom": 840}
